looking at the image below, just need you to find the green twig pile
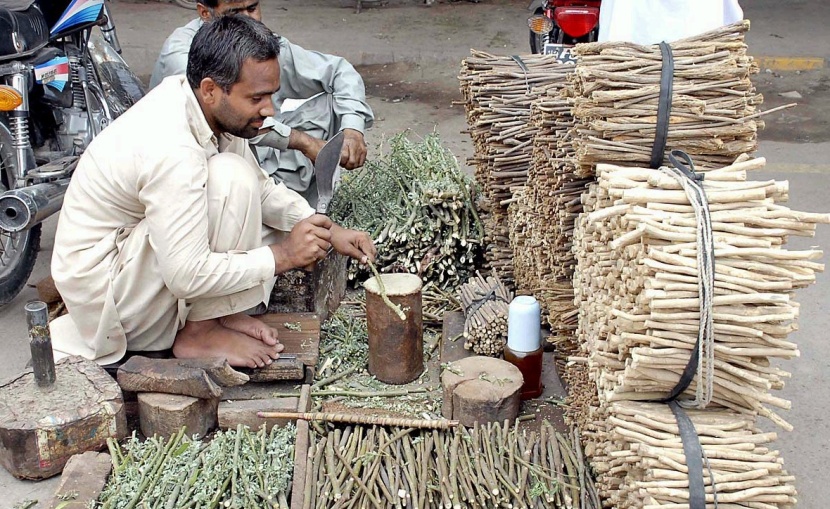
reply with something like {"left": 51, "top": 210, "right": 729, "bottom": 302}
{"left": 330, "top": 131, "right": 483, "bottom": 290}
{"left": 98, "top": 424, "right": 295, "bottom": 508}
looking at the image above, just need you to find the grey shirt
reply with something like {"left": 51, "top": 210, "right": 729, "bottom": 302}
{"left": 149, "top": 19, "right": 374, "bottom": 150}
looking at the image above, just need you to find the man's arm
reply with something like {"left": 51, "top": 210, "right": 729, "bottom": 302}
{"left": 149, "top": 21, "right": 200, "bottom": 89}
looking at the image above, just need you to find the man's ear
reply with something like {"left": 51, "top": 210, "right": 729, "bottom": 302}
{"left": 196, "top": 4, "right": 213, "bottom": 22}
{"left": 198, "top": 78, "right": 221, "bottom": 106}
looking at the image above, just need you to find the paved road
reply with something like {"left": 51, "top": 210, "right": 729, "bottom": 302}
{"left": 3, "top": 1, "right": 829, "bottom": 507}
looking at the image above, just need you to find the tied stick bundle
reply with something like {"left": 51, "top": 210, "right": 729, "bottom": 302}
{"left": 573, "top": 155, "right": 830, "bottom": 431}
{"left": 459, "top": 51, "right": 573, "bottom": 286}
{"left": 509, "top": 87, "right": 592, "bottom": 353}
{"left": 330, "top": 131, "right": 482, "bottom": 294}
{"left": 305, "top": 421, "right": 601, "bottom": 509}
{"left": 458, "top": 271, "right": 513, "bottom": 356}
{"left": 586, "top": 401, "right": 796, "bottom": 509}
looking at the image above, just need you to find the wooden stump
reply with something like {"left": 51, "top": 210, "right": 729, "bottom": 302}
{"left": 0, "top": 356, "right": 127, "bottom": 480}
{"left": 48, "top": 451, "right": 112, "bottom": 509}
{"left": 267, "top": 252, "right": 347, "bottom": 323}
{"left": 441, "top": 356, "right": 523, "bottom": 426}
{"left": 117, "top": 356, "right": 223, "bottom": 400}
{"left": 137, "top": 393, "right": 217, "bottom": 439}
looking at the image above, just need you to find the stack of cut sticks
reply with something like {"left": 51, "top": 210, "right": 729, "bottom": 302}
{"left": 460, "top": 51, "right": 573, "bottom": 286}
{"left": 586, "top": 401, "right": 797, "bottom": 509}
{"left": 459, "top": 271, "right": 513, "bottom": 356}
{"left": 574, "top": 156, "right": 829, "bottom": 429}
{"left": 569, "top": 155, "right": 828, "bottom": 508}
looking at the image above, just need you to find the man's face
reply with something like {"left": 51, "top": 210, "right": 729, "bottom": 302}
{"left": 200, "top": 0, "right": 262, "bottom": 22}
{"left": 212, "top": 57, "right": 278, "bottom": 139}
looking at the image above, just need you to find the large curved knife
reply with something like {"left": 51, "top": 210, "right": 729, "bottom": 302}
{"left": 314, "top": 130, "right": 345, "bottom": 215}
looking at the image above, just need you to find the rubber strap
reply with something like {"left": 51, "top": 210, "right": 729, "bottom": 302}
{"left": 650, "top": 41, "right": 674, "bottom": 169}
{"left": 511, "top": 55, "right": 531, "bottom": 93}
{"left": 668, "top": 402, "right": 706, "bottom": 509}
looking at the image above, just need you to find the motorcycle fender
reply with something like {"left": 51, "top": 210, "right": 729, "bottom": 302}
{"left": 528, "top": 0, "right": 544, "bottom": 11}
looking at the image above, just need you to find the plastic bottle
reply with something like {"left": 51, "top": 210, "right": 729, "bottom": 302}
{"left": 504, "top": 295, "right": 543, "bottom": 400}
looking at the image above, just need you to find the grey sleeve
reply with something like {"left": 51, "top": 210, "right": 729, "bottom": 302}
{"left": 149, "top": 27, "right": 195, "bottom": 89}
{"left": 277, "top": 40, "right": 374, "bottom": 133}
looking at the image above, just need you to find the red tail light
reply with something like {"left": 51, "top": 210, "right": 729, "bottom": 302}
{"left": 554, "top": 6, "right": 599, "bottom": 38}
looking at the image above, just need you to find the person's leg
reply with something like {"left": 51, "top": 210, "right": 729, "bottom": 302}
{"left": 171, "top": 152, "right": 284, "bottom": 368}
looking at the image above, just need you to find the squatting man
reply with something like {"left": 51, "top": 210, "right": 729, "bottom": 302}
{"left": 150, "top": 0, "right": 374, "bottom": 207}
{"left": 49, "top": 16, "right": 376, "bottom": 368}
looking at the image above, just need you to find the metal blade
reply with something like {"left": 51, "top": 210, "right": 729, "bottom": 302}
{"left": 314, "top": 130, "right": 345, "bottom": 215}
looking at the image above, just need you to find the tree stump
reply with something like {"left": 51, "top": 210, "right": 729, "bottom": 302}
{"left": 0, "top": 356, "right": 127, "bottom": 480}
{"left": 440, "top": 356, "right": 523, "bottom": 426}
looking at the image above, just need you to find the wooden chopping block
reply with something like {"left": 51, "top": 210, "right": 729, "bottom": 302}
{"left": 0, "top": 356, "right": 127, "bottom": 480}
{"left": 241, "top": 313, "right": 321, "bottom": 382}
{"left": 138, "top": 393, "right": 217, "bottom": 439}
{"left": 117, "top": 356, "right": 249, "bottom": 399}
{"left": 441, "top": 356, "right": 523, "bottom": 427}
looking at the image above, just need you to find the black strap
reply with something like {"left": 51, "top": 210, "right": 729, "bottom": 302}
{"left": 511, "top": 55, "right": 531, "bottom": 93}
{"left": 650, "top": 41, "right": 674, "bottom": 169}
{"left": 668, "top": 402, "right": 707, "bottom": 509}
{"left": 464, "top": 285, "right": 509, "bottom": 318}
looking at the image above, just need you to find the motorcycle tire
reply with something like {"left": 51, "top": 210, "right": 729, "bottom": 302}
{"left": 173, "top": 0, "right": 198, "bottom": 9}
{"left": 0, "top": 122, "right": 42, "bottom": 308}
{"left": 97, "top": 60, "right": 146, "bottom": 117}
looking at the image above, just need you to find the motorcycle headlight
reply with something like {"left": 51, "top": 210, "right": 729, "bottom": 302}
{"left": 527, "top": 14, "right": 554, "bottom": 35}
{"left": 0, "top": 85, "right": 23, "bottom": 111}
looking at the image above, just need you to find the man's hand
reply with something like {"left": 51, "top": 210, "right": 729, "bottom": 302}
{"left": 270, "top": 214, "right": 333, "bottom": 274}
{"left": 330, "top": 224, "right": 376, "bottom": 264}
{"left": 340, "top": 129, "right": 367, "bottom": 170}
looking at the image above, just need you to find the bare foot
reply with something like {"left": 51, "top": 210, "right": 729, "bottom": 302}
{"left": 219, "top": 312, "right": 280, "bottom": 346}
{"left": 173, "top": 318, "right": 282, "bottom": 368}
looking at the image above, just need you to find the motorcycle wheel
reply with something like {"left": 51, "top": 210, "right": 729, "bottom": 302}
{"left": 97, "top": 60, "right": 146, "bottom": 117}
{"left": 0, "top": 122, "right": 42, "bottom": 308}
{"left": 173, "top": 0, "right": 198, "bottom": 9}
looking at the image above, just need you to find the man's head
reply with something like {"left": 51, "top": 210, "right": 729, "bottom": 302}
{"left": 197, "top": 0, "right": 261, "bottom": 22}
{"left": 187, "top": 15, "right": 280, "bottom": 139}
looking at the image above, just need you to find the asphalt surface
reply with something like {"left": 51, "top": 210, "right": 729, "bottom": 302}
{"left": 3, "top": 1, "right": 829, "bottom": 507}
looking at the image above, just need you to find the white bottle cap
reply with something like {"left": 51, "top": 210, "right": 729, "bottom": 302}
{"left": 507, "top": 296, "right": 541, "bottom": 353}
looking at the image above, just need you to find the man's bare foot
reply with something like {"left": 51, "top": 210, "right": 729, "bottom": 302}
{"left": 173, "top": 318, "right": 282, "bottom": 368}
{"left": 219, "top": 312, "right": 280, "bottom": 346}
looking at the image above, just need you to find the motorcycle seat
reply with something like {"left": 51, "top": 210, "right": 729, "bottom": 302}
{"left": 0, "top": 4, "right": 49, "bottom": 62}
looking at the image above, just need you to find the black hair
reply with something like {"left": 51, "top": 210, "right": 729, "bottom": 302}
{"left": 197, "top": 0, "right": 221, "bottom": 8}
{"left": 186, "top": 15, "right": 280, "bottom": 92}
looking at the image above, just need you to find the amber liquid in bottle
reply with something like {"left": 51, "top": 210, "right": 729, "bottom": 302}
{"left": 504, "top": 345, "right": 544, "bottom": 400}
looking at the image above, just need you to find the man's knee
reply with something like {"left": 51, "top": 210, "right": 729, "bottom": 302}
{"left": 206, "top": 153, "right": 259, "bottom": 202}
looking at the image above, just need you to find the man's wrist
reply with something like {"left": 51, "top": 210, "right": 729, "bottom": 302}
{"left": 270, "top": 243, "right": 293, "bottom": 274}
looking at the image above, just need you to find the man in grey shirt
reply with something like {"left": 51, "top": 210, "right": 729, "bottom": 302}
{"left": 150, "top": 0, "right": 374, "bottom": 205}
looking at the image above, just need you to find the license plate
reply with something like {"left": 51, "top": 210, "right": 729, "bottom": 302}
{"left": 543, "top": 43, "right": 577, "bottom": 65}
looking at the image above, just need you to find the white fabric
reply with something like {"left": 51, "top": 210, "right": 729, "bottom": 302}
{"left": 598, "top": 0, "right": 743, "bottom": 45}
{"left": 50, "top": 76, "right": 315, "bottom": 365}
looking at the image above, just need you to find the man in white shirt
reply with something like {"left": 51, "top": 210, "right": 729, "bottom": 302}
{"left": 50, "top": 15, "right": 375, "bottom": 368}
{"left": 150, "top": 0, "right": 374, "bottom": 206}
{"left": 598, "top": 0, "right": 743, "bottom": 45}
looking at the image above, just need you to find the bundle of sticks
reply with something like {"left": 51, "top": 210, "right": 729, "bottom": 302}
{"left": 459, "top": 51, "right": 573, "bottom": 285}
{"left": 567, "top": 20, "right": 787, "bottom": 175}
{"left": 508, "top": 88, "right": 591, "bottom": 353}
{"left": 304, "top": 421, "right": 601, "bottom": 509}
{"left": 459, "top": 271, "right": 513, "bottom": 356}
{"left": 586, "top": 401, "right": 796, "bottom": 509}
{"left": 573, "top": 156, "right": 830, "bottom": 431}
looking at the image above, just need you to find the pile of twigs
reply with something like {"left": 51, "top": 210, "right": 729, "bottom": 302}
{"left": 305, "top": 421, "right": 601, "bottom": 509}
{"left": 99, "top": 425, "right": 296, "bottom": 508}
{"left": 459, "top": 271, "right": 513, "bottom": 356}
{"left": 459, "top": 51, "right": 573, "bottom": 286}
{"left": 330, "top": 131, "right": 483, "bottom": 292}
{"left": 586, "top": 401, "right": 796, "bottom": 508}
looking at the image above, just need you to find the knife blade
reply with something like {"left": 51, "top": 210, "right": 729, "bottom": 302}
{"left": 314, "top": 130, "right": 346, "bottom": 215}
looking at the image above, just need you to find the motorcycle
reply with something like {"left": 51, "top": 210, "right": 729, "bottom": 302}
{"left": 0, "top": 0, "right": 145, "bottom": 306}
{"left": 527, "top": 0, "right": 601, "bottom": 59}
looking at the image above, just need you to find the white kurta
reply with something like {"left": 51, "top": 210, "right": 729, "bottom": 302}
{"left": 50, "top": 76, "right": 315, "bottom": 365}
{"left": 598, "top": 0, "right": 744, "bottom": 45}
